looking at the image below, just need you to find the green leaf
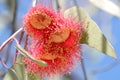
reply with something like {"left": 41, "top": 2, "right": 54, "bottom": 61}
{"left": 4, "top": 54, "right": 41, "bottom": 80}
{"left": 64, "top": 6, "right": 117, "bottom": 58}
{"left": 4, "top": 69, "right": 18, "bottom": 80}
{"left": 27, "top": 73, "right": 41, "bottom": 80}
{"left": 13, "top": 55, "right": 25, "bottom": 80}
{"left": 4, "top": 55, "right": 25, "bottom": 80}
{"left": 4, "top": 44, "right": 47, "bottom": 80}
{"left": 15, "top": 44, "right": 47, "bottom": 66}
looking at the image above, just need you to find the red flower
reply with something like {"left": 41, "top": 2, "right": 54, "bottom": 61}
{"left": 23, "top": 6, "right": 83, "bottom": 77}
{"left": 23, "top": 6, "right": 57, "bottom": 40}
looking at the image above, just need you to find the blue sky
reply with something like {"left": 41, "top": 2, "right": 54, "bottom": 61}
{"left": 0, "top": 0, "right": 120, "bottom": 80}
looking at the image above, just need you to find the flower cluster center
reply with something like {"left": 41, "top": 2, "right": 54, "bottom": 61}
{"left": 49, "top": 28, "right": 70, "bottom": 43}
{"left": 29, "top": 12, "right": 52, "bottom": 29}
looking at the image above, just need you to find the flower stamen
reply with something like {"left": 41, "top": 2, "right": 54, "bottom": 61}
{"left": 29, "top": 12, "right": 52, "bottom": 29}
{"left": 49, "top": 28, "right": 70, "bottom": 43}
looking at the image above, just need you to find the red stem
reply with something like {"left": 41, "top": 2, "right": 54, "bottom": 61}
{"left": 0, "top": 58, "right": 9, "bottom": 69}
{"left": 14, "top": 31, "right": 24, "bottom": 64}
{"left": 24, "top": 34, "right": 28, "bottom": 50}
{"left": 0, "top": 28, "right": 23, "bottom": 51}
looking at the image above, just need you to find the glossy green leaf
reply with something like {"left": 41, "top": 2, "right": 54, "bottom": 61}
{"left": 64, "top": 6, "right": 117, "bottom": 58}
{"left": 15, "top": 44, "right": 47, "bottom": 66}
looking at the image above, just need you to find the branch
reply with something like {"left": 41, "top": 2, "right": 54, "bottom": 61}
{"left": 32, "top": 0, "right": 37, "bottom": 7}
{"left": 0, "top": 28, "right": 23, "bottom": 51}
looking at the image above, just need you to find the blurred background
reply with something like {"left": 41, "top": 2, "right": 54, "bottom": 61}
{"left": 0, "top": 0, "right": 120, "bottom": 80}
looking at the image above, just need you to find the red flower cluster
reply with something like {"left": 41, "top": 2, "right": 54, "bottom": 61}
{"left": 23, "top": 6, "right": 83, "bottom": 77}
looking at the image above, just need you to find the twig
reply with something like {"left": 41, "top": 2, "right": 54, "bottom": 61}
{"left": 55, "top": 0, "right": 60, "bottom": 12}
{"left": 0, "top": 57, "right": 20, "bottom": 80}
{"left": 32, "top": 0, "right": 37, "bottom": 7}
{"left": 92, "top": 59, "right": 120, "bottom": 74}
{"left": 14, "top": 31, "right": 24, "bottom": 64}
{"left": 0, "top": 58, "right": 9, "bottom": 69}
{"left": 11, "top": 0, "right": 17, "bottom": 33}
{"left": 4, "top": 0, "right": 18, "bottom": 66}
{"left": 0, "top": 27, "right": 23, "bottom": 51}
{"left": 13, "top": 38, "right": 19, "bottom": 45}
{"left": 81, "top": 54, "right": 88, "bottom": 80}
{"left": 10, "top": 68, "right": 21, "bottom": 80}
{"left": 24, "top": 34, "right": 28, "bottom": 50}
{"left": 72, "top": 0, "right": 88, "bottom": 80}
{"left": 15, "top": 44, "right": 47, "bottom": 66}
